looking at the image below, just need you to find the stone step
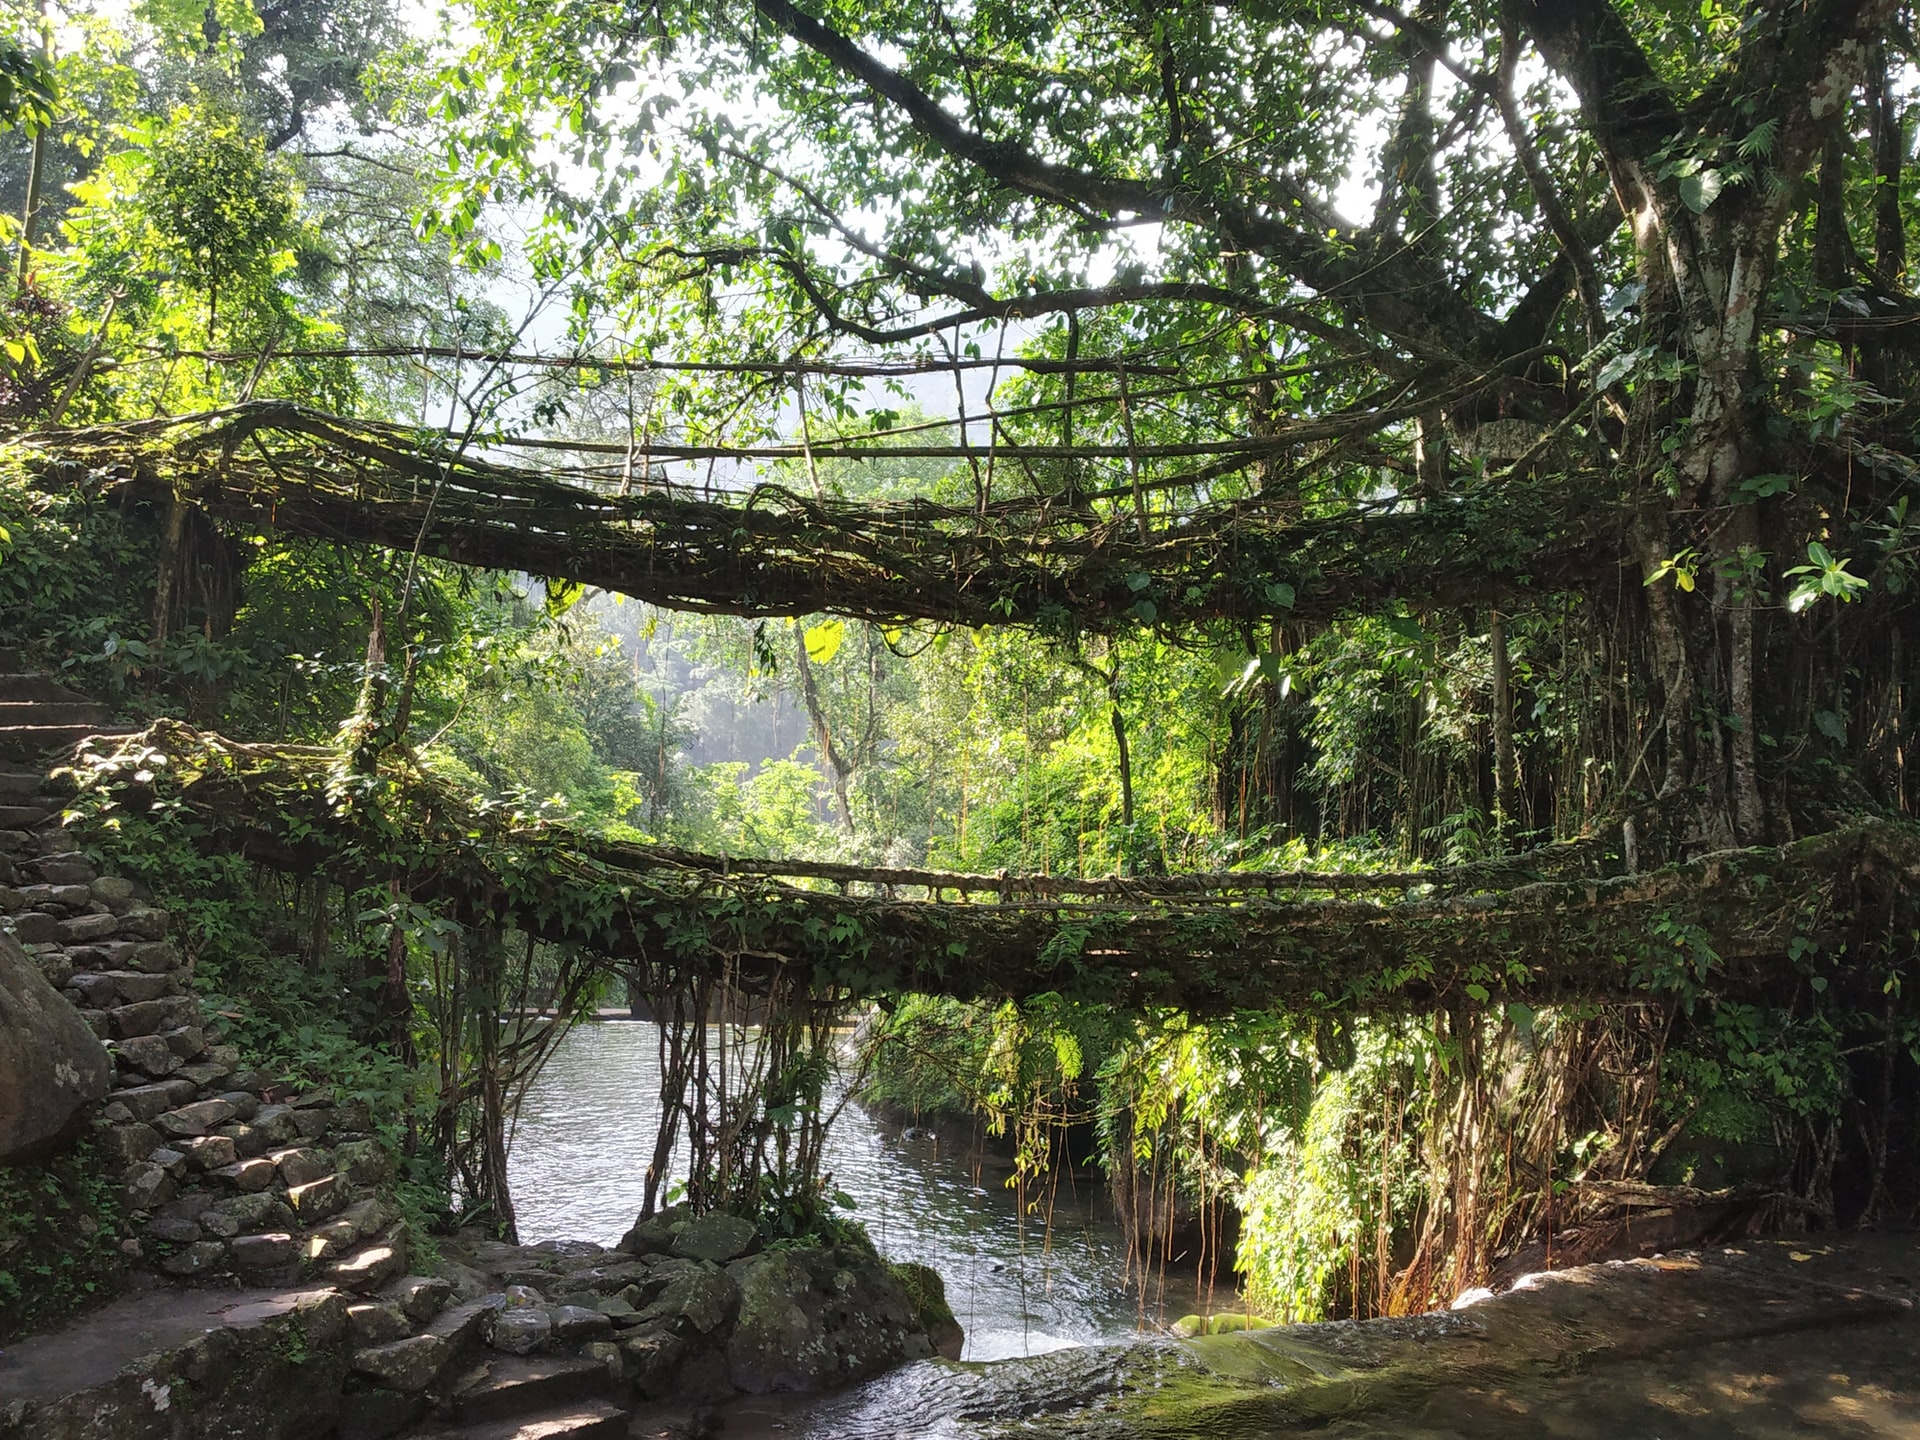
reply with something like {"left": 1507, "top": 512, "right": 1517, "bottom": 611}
{"left": 327, "top": 1224, "right": 411, "bottom": 1292}
{"left": 0, "top": 700, "right": 116, "bottom": 726}
{"left": 0, "top": 802, "right": 56, "bottom": 827}
{"left": 446, "top": 1357, "right": 622, "bottom": 1425}
{"left": 0, "top": 768, "right": 49, "bottom": 800}
{"left": 0, "top": 674, "right": 99, "bottom": 703}
{"left": 423, "top": 1401, "right": 629, "bottom": 1440}
{"left": 0, "top": 723, "right": 136, "bottom": 761}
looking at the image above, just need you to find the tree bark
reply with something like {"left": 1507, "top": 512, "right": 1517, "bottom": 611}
{"left": 1490, "top": 608, "right": 1518, "bottom": 833}
{"left": 793, "top": 627, "right": 856, "bottom": 833}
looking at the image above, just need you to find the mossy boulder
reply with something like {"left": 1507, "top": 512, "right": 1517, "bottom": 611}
{"left": 0, "top": 929, "right": 111, "bottom": 1163}
{"left": 616, "top": 1203, "right": 689, "bottom": 1257}
{"left": 724, "top": 1244, "right": 934, "bottom": 1393}
{"left": 889, "top": 1260, "right": 964, "bottom": 1359}
{"left": 1171, "top": 1311, "right": 1275, "bottom": 1337}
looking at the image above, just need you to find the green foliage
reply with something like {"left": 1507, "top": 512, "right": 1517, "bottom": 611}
{"left": 858, "top": 994, "right": 997, "bottom": 1118}
{"left": 1234, "top": 1027, "right": 1423, "bottom": 1321}
{"left": 75, "top": 800, "right": 443, "bottom": 1242}
{"left": 0, "top": 463, "right": 156, "bottom": 674}
{"left": 0, "top": 1138, "right": 126, "bottom": 1344}
{"left": 0, "top": 36, "right": 56, "bottom": 133}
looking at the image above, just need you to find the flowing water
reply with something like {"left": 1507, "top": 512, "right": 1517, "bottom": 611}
{"left": 506, "top": 1021, "right": 1920, "bottom": 1440}
{"left": 507, "top": 1019, "right": 1214, "bottom": 1363}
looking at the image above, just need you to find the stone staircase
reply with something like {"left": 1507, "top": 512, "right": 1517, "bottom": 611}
{"left": 0, "top": 648, "right": 134, "bottom": 829}
{"left": 406, "top": 1356, "right": 630, "bottom": 1439}
{"left": 0, "top": 654, "right": 709, "bottom": 1440}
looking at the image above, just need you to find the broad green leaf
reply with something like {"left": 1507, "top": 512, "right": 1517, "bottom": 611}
{"left": 803, "top": 619, "right": 845, "bottom": 663}
{"left": 1679, "top": 168, "right": 1723, "bottom": 213}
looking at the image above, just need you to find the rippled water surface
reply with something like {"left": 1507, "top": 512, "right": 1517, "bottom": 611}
{"left": 508, "top": 1024, "right": 1920, "bottom": 1440}
{"left": 507, "top": 1019, "right": 1212, "bottom": 1362}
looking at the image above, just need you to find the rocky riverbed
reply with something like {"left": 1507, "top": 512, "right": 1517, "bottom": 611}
{"left": 719, "top": 1235, "right": 1920, "bottom": 1439}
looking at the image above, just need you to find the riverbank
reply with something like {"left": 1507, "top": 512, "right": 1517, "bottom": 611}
{"left": 713, "top": 1232, "right": 1920, "bottom": 1438}
{"left": 507, "top": 1018, "right": 1216, "bottom": 1362}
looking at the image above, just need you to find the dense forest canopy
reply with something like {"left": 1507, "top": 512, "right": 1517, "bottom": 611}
{"left": 3, "top": 0, "right": 1919, "bottom": 1316}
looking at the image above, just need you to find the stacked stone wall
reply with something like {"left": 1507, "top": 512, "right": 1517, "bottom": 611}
{"left": 0, "top": 824, "right": 408, "bottom": 1295}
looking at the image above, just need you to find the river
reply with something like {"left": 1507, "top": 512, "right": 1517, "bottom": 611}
{"left": 509, "top": 1021, "right": 1920, "bottom": 1440}
{"left": 506, "top": 1018, "right": 1213, "bottom": 1364}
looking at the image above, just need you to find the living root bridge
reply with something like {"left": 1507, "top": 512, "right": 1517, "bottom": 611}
{"left": 72, "top": 724, "right": 1920, "bottom": 1016}
{"left": 15, "top": 402, "right": 1615, "bottom": 630}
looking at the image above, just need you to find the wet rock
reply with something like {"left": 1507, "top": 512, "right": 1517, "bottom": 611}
{"left": 499, "top": 1267, "right": 563, "bottom": 1291}
{"left": 891, "top": 1261, "right": 965, "bottom": 1361}
{"left": 725, "top": 1244, "right": 932, "bottom": 1394}
{"left": 670, "top": 1212, "right": 759, "bottom": 1264}
{"left": 0, "top": 925, "right": 112, "bottom": 1161}
{"left": 570, "top": 1259, "right": 655, "bottom": 1293}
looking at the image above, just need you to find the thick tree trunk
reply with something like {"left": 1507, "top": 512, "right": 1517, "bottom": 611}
{"left": 1489, "top": 609, "right": 1518, "bottom": 833}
